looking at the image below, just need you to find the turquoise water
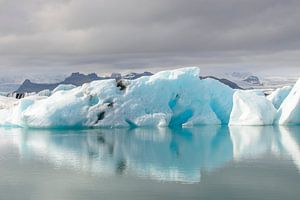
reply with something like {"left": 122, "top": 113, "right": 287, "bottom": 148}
{"left": 0, "top": 126, "right": 299, "bottom": 200}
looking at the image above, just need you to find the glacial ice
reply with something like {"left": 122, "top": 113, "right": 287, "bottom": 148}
{"left": 52, "top": 84, "right": 76, "bottom": 94}
{"left": 229, "top": 90, "right": 276, "bottom": 125}
{"left": 0, "top": 67, "right": 234, "bottom": 128}
{"left": 37, "top": 89, "right": 51, "bottom": 97}
{"left": 267, "top": 85, "right": 292, "bottom": 109}
{"left": 0, "top": 67, "right": 300, "bottom": 128}
{"left": 276, "top": 78, "right": 300, "bottom": 125}
{"left": 37, "top": 84, "right": 76, "bottom": 97}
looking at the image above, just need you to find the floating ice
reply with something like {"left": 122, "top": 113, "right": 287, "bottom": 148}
{"left": 0, "top": 67, "right": 234, "bottom": 128}
{"left": 276, "top": 78, "right": 300, "bottom": 125}
{"left": 52, "top": 84, "right": 76, "bottom": 94}
{"left": 0, "top": 67, "right": 299, "bottom": 128}
{"left": 229, "top": 90, "right": 276, "bottom": 125}
{"left": 267, "top": 85, "right": 292, "bottom": 109}
{"left": 37, "top": 89, "right": 51, "bottom": 97}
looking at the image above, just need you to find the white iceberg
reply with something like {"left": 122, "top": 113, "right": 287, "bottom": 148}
{"left": 267, "top": 85, "right": 292, "bottom": 109}
{"left": 229, "top": 90, "right": 276, "bottom": 125}
{"left": 276, "top": 78, "right": 300, "bottom": 125}
{"left": 52, "top": 84, "right": 76, "bottom": 94}
{"left": 0, "top": 67, "right": 234, "bottom": 128}
{"left": 37, "top": 89, "right": 51, "bottom": 97}
{"left": 1, "top": 67, "right": 300, "bottom": 128}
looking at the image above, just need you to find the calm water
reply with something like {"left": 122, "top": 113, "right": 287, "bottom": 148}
{"left": 0, "top": 126, "right": 299, "bottom": 200}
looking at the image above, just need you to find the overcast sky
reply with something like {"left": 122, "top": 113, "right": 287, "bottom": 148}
{"left": 1, "top": 0, "right": 300, "bottom": 77}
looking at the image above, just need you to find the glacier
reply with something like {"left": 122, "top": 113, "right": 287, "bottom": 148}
{"left": 0, "top": 67, "right": 299, "bottom": 128}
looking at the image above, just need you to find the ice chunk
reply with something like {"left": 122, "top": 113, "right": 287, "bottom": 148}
{"left": 5, "top": 67, "right": 299, "bottom": 128}
{"left": 229, "top": 90, "right": 276, "bottom": 125}
{"left": 0, "top": 92, "right": 9, "bottom": 97}
{"left": 38, "top": 89, "right": 51, "bottom": 97}
{"left": 52, "top": 84, "right": 76, "bottom": 93}
{"left": 0, "top": 96, "right": 18, "bottom": 110}
{"left": 202, "top": 78, "right": 233, "bottom": 124}
{"left": 267, "top": 85, "right": 292, "bottom": 109}
{"left": 276, "top": 78, "right": 300, "bottom": 125}
{"left": 0, "top": 67, "right": 236, "bottom": 128}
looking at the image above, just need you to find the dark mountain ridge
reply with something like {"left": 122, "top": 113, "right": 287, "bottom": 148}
{"left": 16, "top": 71, "right": 243, "bottom": 93}
{"left": 199, "top": 76, "right": 243, "bottom": 89}
{"left": 16, "top": 72, "right": 153, "bottom": 93}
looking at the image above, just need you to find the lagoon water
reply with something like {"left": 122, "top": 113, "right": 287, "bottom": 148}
{"left": 0, "top": 126, "right": 299, "bottom": 200}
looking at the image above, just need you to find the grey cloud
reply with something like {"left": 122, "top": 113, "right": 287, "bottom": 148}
{"left": 0, "top": 0, "right": 300, "bottom": 76}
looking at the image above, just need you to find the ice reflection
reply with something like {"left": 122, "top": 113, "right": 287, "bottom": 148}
{"left": 0, "top": 125, "right": 299, "bottom": 183}
{"left": 229, "top": 126, "right": 282, "bottom": 159}
{"left": 278, "top": 126, "right": 300, "bottom": 170}
{"left": 229, "top": 126, "right": 300, "bottom": 170}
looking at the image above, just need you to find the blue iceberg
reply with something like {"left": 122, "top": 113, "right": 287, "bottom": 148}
{"left": 0, "top": 67, "right": 299, "bottom": 128}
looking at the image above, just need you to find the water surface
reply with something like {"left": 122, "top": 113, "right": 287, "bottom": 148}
{"left": 0, "top": 126, "right": 299, "bottom": 200}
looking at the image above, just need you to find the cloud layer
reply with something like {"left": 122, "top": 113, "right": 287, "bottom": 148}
{"left": 1, "top": 0, "right": 300, "bottom": 75}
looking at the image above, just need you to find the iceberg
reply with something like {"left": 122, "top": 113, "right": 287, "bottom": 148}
{"left": 52, "top": 84, "right": 76, "bottom": 94}
{"left": 276, "top": 78, "right": 300, "bottom": 125}
{"left": 37, "top": 89, "right": 51, "bottom": 97}
{"left": 0, "top": 67, "right": 234, "bottom": 128}
{"left": 229, "top": 90, "right": 276, "bottom": 125}
{"left": 267, "top": 85, "right": 292, "bottom": 109}
{"left": 0, "top": 67, "right": 300, "bottom": 128}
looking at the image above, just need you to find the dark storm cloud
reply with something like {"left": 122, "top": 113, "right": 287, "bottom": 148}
{"left": 1, "top": 0, "right": 300, "bottom": 74}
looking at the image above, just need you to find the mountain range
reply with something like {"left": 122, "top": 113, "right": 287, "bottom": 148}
{"left": 16, "top": 72, "right": 153, "bottom": 93}
{"left": 8, "top": 70, "right": 268, "bottom": 93}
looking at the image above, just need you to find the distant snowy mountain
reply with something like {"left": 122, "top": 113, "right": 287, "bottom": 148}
{"left": 15, "top": 71, "right": 153, "bottom": 93}
{"left": 199, "top": 71, "right": 263, "bottom": 89}
{"left": 199, "top": 76, "right": 242, "bottom": 89}
{"left": 260, "top": 76, "right": 297, "bottom": 89}
{"left": 242, "top": 75, "right": 262, "bottom": 85}
{"left": 221, "top": 72, "right": 297, "bottom": 91}
{"left": 230, "top": 72, "right": 253, "bottom": 79}
{"left": 62, "top": 72, "right": 104, "bottom": 86}
{"left": 0, "top": 74, "right": 66, "bottom": 93}
{"left": 225, "top": 72, "right": 263, "bottom": 89}
{"left": 16, "top": 80, "right": 60, "bottom": 93}
{"left": 3, "top": 69, "right": 298, "bottom": 93}
{"left": 203, "top": 71, "right": 296, "bottom": 90}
